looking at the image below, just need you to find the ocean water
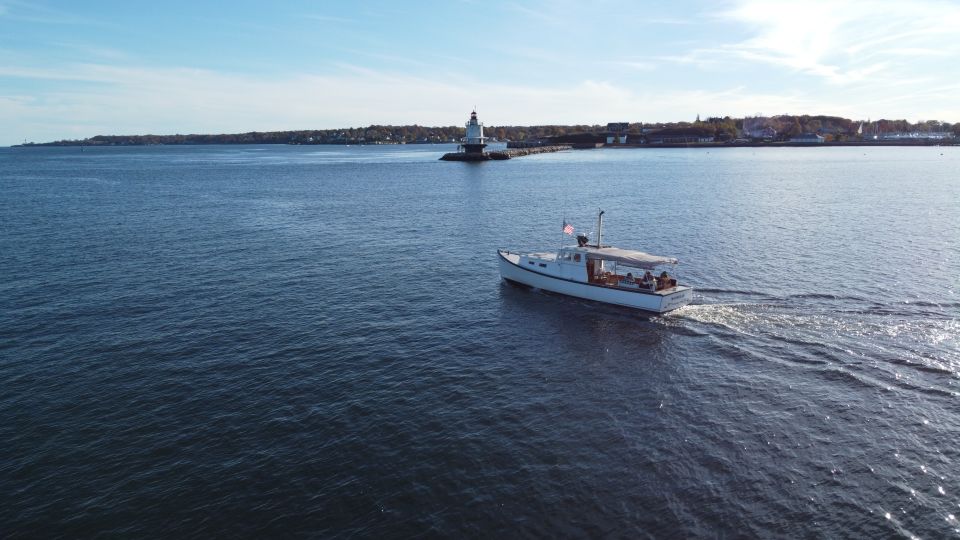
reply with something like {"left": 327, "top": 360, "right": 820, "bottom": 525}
{"left": 1, "top": 144, "right": 958, "bottom": 537}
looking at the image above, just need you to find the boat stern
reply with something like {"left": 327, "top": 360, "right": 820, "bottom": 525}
{"left": 659, "top": 286, "right": 693, "bottom": 312}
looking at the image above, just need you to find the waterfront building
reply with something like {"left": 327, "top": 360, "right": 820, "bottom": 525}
{"left": 647, "top": 127, "right": 715, "bottom": 144}
{"left": 743, "top": 116, "right": 777, "bottom": 140}
{"left": 790, "top": 133, "right": 825, "bottom": 143}
{"left": 605, "top": 122, "right": 629, "bottom": 144}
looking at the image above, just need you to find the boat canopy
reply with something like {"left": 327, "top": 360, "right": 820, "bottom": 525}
{"left": 583, "top": 246, "right": 678, "bottom": 269}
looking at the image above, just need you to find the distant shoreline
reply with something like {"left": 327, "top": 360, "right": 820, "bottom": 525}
{"left": 12, "top": 113, "right": 959, "bottom": 148}
{"left": 11, "top": 140, "right": 957, "bottom": 149}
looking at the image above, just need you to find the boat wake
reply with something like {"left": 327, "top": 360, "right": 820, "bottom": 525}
{"left": 695, "top": 287, "right": 771, "bottom": 297}
{"left": 665, "top": 300, "right": 960, "bottom": 397}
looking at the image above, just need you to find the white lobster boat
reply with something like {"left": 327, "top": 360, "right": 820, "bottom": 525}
{"left": 498, "top": 211, "right": 693, "bottom": 314}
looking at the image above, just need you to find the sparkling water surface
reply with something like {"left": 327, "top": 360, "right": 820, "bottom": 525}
{"left": 1, "top": 144, "right": 958, "bottom": 537}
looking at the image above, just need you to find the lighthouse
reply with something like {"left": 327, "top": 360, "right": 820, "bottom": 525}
{"left": 462, "top": 110, "right": 487, "bottom": 155}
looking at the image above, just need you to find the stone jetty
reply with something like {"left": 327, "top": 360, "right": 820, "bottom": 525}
{"left": 440, "top": 144, "right": 572, "bottom": 161}
{"left": 440, "top": 111, "right": 576, "bottom": 160}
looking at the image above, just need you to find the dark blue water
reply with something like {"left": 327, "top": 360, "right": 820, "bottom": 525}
{"left": 2, "top": 144, "right": 958, "bottom": 537}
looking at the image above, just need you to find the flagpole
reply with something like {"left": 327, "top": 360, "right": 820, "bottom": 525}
{"left": 559, "top": 191, "right": 567, "bottom": 254}
{"left": 559, "top": 215, "right": 565, "bottom": 254}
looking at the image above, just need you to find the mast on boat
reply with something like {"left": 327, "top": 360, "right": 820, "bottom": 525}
{"left": 596, "top": 209, "right": 604, "bottom": 247}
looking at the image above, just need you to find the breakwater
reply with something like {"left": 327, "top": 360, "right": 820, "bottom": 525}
{"left": 440, "top": 145, "right": 572, "bottom": 161}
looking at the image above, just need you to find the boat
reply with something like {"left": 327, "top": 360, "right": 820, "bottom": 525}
{"left": 498, "top": 210, "right": 693, "bottom": 314}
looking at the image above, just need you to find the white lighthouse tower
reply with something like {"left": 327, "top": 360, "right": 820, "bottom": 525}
{"left": 463, "top": 110, "right": 487, "bottom": 154}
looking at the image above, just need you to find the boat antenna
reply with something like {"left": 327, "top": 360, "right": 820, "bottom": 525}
{"left": 596, "top": 209, "right": 604, "bottom": 247}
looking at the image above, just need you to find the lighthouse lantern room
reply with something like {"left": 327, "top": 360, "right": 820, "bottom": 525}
{"left": 462, "top": 110, "right": 487, "bottom": 154}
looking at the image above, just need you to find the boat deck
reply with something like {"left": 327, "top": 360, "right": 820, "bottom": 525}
{"left": 590, "top": 272, "right": 679, "bottom": 293}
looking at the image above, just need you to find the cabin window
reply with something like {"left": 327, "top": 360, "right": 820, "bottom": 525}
{"left": 539, "top": 263, "right": 547, "bottom": 267}
{"left": 573, "top": 254, "right": 581, "bottom": 262}
{"left": 528, "top": 261, "right": 535, "bottom": 265}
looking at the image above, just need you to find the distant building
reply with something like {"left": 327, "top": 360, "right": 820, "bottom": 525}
{"left": 743, "top": 116, "right": 776, "bottom": 139}
{"left": 647, "top": 127, "right": 714, "bottom": 144}
{"left": 605, "top": 122, "right": 630, "bottom": 144}
{"left": 751, "top": 126, "right": 777, "bottom": 140}
{"left": 791, "top": 133, "right": 825, "bottom": 143}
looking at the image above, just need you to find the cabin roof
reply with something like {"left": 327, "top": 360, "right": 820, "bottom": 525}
{"left": 574, "top": 246, "right": 679, "bottom": 268}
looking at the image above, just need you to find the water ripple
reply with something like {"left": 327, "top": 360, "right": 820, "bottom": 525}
{"left": 1, "top": 145, "right": 958, "bottom": 537}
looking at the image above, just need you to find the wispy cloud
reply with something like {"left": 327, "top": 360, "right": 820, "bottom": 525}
{"left": 502, "top": 2, "right": 565, "bottom": 26}
{"left": 876, "top": 48, "right": 951, "bottom": 58}
{"left": 0, "top": 62, "right": 669, "bottom": 142}
{"left": 643, "top": 17, "right": 694, "bottom": 25}
{"left": 49, "top": 42, "right": 130, "bottom": 61}
{"left": 604, "top": 59, "right": 657, "bottom": 71}
{"left": 0, "top": 64, "right": 117, "bottom": 82}
{"left": 426, "top": 52, "right": 470, "bottom": 65}
{"left": 0, "top": 0, "right": 100, "bottom": 25}
{"left": 707, "top": 0, "right": 960, "bottom": 84}
{"left": 303, "top": 14, "right": 354, "bottom": 24}
{"left": 336, "top": 48, "right": 427, "bottom": 67}
{"left": 3, "top": 1, "right": 960, "bottom": 145}
{"left": 484, "top": 44, "right": 568, "bottom": 65}
{"left": 3, "top": 58, "right": 933, "bottom": 146}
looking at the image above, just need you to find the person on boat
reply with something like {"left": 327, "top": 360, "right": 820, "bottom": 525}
{"left": 641, "top": 270, "right": 655, "bottom": 289}
{"left": 659, "top": 271, "right": 671, "bottom": 290}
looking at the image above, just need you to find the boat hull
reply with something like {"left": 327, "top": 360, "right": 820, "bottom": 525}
{"left": 498, "top": 250, "right": 692, "bottom": 314}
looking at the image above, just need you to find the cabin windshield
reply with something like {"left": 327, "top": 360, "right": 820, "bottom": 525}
{"left": 559, "top": 249, "right": 583, "bottom": 263}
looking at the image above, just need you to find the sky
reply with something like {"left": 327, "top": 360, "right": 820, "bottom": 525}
{"left": 1, "top": 0, "right": 959, "bottom": 145}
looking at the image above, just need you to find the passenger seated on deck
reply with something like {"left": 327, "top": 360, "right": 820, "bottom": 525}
{"left": 659, "top": 271, "right": 671, "bottom": 290}
{"left": 619, "top": 272, "right": 636, "bottom": 287}
{"left": 642, "top": 270, "right": 656, "bottom": 289}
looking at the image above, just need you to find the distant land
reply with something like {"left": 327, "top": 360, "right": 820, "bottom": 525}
{"left": 14, "top": 114, "right": 960, "bottom": 147}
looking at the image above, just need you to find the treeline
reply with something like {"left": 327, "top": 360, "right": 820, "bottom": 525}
{"left": 25, "top": 124, "right": 609, "bottom": 146}
{"left": 628, "top": 115, "right": 958, "bottom": 141}
{"left": 19, "top": 115, "right": 960, "bottom": 146}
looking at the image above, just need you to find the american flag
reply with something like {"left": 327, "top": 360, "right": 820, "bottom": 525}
{"left": 562, "top": 221, "right": 574, "bottom": 235}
